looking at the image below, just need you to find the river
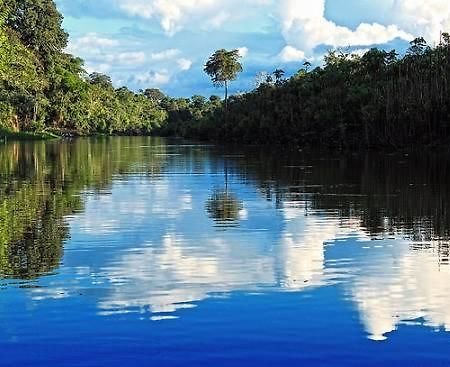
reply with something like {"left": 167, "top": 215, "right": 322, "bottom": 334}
{"left": 0, "top": 137, "right": 449, "bottom": 366}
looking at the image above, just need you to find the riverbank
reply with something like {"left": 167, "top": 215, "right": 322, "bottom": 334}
{"left": 0, "top": 127, "right": 153, "bottom": 141}
{"left": 0, "top": 128, "right": 60, "bottom": 141}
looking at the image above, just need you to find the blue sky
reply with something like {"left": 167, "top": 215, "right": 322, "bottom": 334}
{"left": 55, "top": 0, "right": 450, "bottom": 97}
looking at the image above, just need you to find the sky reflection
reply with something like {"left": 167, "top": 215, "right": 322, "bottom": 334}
{"left": 2, "top": 139, "right": 449, "bottom": 346}
{"left": 25, "top": 157, "right": 449, "bottom": 342}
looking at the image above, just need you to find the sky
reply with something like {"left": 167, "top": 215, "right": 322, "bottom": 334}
{"left": 55, "top": 0, "right": 450, "bottom": 97}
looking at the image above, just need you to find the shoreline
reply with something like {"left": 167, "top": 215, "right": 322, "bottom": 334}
{"left": 0, "top": 128, "right": 60, "bottom": 141}
{"left": 2, "top": 128, "right": 450, "bottom": 154}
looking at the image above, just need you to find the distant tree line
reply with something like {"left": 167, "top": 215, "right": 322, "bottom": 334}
{"left": 165, "top": 35, "right": 450, "bottom": 148}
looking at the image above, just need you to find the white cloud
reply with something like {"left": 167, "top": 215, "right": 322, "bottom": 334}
{"left": 206, "top": 10, "right": 230, "bottom": 29}
{"left": 278, "top": 45, "right": 305, "bottom": 62}
{"left": 177, "top": 58, "right": 193, "bottom": 71}
{"left": 85, "top": 63, "right": 112, "bottom": 74}
{"left": 151, "top": 48, "right": 181, "bottom": 61}
{"left": 117, "top": 51, "right": 146, "bottom": 65}
{"left": 67, "top": 33, "right": 119, "bottom": 54}
{"left": 119, "top": 0, "right": 217, "bottom": 35}
{"left": 391, "top": 0, "right": 450, "bottom": 43}
{"left": 133, "top": 70, "right": 171, "bottom": 85}
{"left": 278, "top": 0, "right": 413, "bottom": 58}
{"left": 113, "top": 0, "right": 450, "bottom": 45}
{"left": 277, "top": 0, "right": 450, "bottom": 59}
{"left": 237, "top": 47, "right": 249, "bottom": 58}
{"left": 115, "top": 0, "right": 276, "bottom": 35}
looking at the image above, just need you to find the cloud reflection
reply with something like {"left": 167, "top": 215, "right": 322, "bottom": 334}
{"left": 27, "top": 160, "right": 450, "bottom": 342}
{"left": 349, "top": 240, "right": 450, "bottom": 341}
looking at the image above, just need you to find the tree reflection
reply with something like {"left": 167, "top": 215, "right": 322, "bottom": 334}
{"left": 0, "top": 137, "right": 168, "bottom": 279}
{"left": 3, "top": 194, "right": 71, "bottom": 279}
{"left": 218, "top": 147, "right": 450, "bottom": 244}
{"left": 206, "top": 190, "right": 243, "bottom": 227}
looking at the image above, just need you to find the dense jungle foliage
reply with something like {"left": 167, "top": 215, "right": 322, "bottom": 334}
{"left": 163, "top": 35, "right": 450, "bottom": 149}
{"left": 0, "top": 0, "right": 167, "bottom": 134}
{"left": 1, "top": 0, "right": 450, "bottom": 148}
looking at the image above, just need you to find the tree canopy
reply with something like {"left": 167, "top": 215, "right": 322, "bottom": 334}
{"left": 204, "top": 49, "right": 243, "bottom": 110}
{"left": 0, "top": 0, "right": 168, "bottom": 135}
{"left": 163, "top": 35, "right": 450, "bottom": 149}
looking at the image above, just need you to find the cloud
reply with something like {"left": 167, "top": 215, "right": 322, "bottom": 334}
{"left": 277, "top": 0, "right": 450, "bottom": 59}
{"left": 116, "top": 51, "right": 146, "bottom": 65}
{"left": 57, "top": 0, "right": 450, "bottom": 95}
{"left": 177, "top": 58, "right": 193, "bottom": 71}
{"left": 237, "top": 47, "right": 249, "bottom": 58}
{"left": 69, "top": 0, "right": 274, "bottom": 36}
{"left": 151, "top": 48, "right": 181, "bottom": 60}
{"left": 85, "top": 63, "right": 112, "bottom": 75}
{"left": 206, "top": 10, "right": 230, "bottom": 29}
{"left": 66, "top": 30, "right": 198, "bottom": 91}
{"left": 278, "top": 0, "right": 413, "bottom": 58}
{"left": 67, "top": 33, "right": 119, "bottom": 54}
{"left": 391, "top": 0, "right": 450, "bottom": 43}
{"left": 278, "top": 45, "right": 306, "bottom": 62}
{"left": 118, "top": 0, "right": 218, "bottom": 35}
{"left": 132, "top": 70, "right": 171, "bottom": 86}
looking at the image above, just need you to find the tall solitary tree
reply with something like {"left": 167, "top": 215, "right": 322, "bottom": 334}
{"left": 204, "top": 49, "right": 243, "bottom": 112}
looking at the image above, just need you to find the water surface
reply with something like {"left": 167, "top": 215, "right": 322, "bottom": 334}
{"left": 1, "top": 137, "right": 450, "bottom": 366}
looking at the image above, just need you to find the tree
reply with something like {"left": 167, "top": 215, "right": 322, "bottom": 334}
{"left": 254, "top": 71, "right": 270, "bottom": 88}
{"left": 89, "top": 72, "right": 113, "bottom": 89}
{"left": 209, "top": 95, "right": 221, "bottom": 103}
{"left": 273, "top": 69, "right": 285, "bottom": 86}
{"left": 204, "top": 49, "right": 243, "bottom": 112}
{"left": 143, "top": 88, "right": 165, "bottom": 103}
{"left": 442, "top": 32, "right": 450, "bottom": 46}
{"left": 407, "top": 37, "right": 429, "bottom": 56}
{"left": 5, "top": 0, "right": 68, "bottom": 67}
{"left": 303, "top": 61, "right": 312, "bottom": 72}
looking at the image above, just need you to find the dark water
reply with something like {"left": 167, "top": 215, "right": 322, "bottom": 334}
{"left": 1, "top": 137, "right": 450, "bottom": 366}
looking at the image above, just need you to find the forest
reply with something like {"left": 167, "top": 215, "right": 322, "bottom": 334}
{"left": 163, "top": 36, "right": 450, "bottom": 149}
{"left": 0, "top": 0, "right": 168, "bottom": 135}
{"left": 1, "top": 0, "right": 450, "bottom": 148}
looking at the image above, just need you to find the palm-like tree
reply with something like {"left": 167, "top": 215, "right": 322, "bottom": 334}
{"left": 273, "top": 69, "right": 285, "bottom": 86}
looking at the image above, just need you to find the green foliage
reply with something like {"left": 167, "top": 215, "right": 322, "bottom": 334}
{"left": 0, "top": 127, "right": 58, "bottom": 140}
{"left": 170, "top": 37, "right": 450, "bottom": 149}
{"left": 204, "top": 49, "right": 243, "bottom": 109}
{"left": 0, "top": 21, "right": 44, "bottom": 129}
{"left": 204, "top": 49, "right": 243, "bottom": 87}
{"left": 143, "top": 88, "right": 165, "bottom": 103}
{"left": 5, "top": 0, "right": 68, "bottom": 66}
{"left": 0, "top": 0, "right": 168, "bottom": 136}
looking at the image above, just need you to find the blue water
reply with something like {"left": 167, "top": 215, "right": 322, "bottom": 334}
{"left": 1, "top": 138, "right": 450, "bottom": 366}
